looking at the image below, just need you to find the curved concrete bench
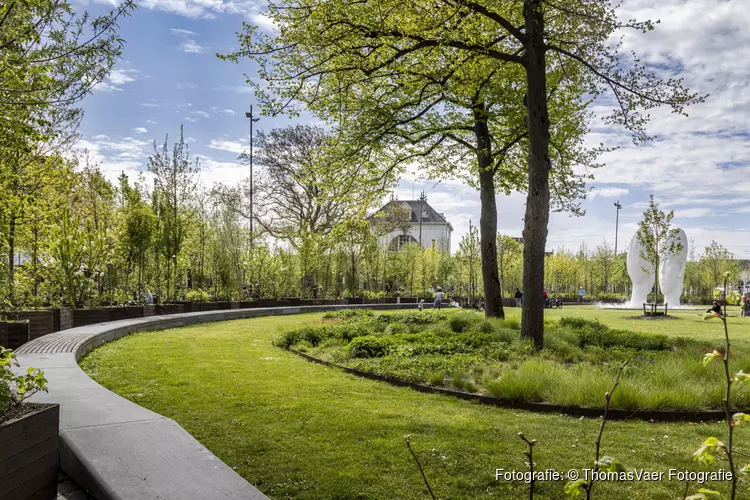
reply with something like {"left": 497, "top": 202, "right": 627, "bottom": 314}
{"left": 15, "top": 304, "right": 416, "bottom": 500}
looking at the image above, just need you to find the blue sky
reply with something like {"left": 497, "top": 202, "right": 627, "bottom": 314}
{"left": 74, "top": 0, "right": 750, "bottom": 257}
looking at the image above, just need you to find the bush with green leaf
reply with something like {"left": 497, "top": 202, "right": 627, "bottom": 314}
{"left": 348, "top": 335, "right": 400, "bottom": 358}
{"left": 185, "top": 289, "right": 211, "bottom": 303}
{"left": 0, "top": 347, "right": 48, "bottom": 423}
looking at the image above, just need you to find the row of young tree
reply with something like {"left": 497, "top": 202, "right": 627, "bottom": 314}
{"left": 0, "top": 0, "right": 136, "bottom": 308}
{"left": 1, "top": 113, "right": 740, "bottom": 309}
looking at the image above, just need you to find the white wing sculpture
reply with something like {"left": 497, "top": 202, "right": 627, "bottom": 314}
{"left": 626, "top": 231, "right": 655, "bottom": 307}
{"left": 659, "top": 229, "right": 688, "bottom": 307}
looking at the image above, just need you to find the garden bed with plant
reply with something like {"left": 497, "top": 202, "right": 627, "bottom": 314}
{"left": 275, "top": 310, "right": 750, "bottom": 412}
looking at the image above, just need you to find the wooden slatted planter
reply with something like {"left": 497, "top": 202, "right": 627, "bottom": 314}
{"left": 0, "top": 404, "right": 59, "bottom": 500}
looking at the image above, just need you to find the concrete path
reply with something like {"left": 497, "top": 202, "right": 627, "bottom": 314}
{"left": 15, "top": 305, "right": 415, "bottom": 500}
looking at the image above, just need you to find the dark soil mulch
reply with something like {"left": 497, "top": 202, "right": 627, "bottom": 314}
{"left": 0, "top": 402, "right": 46, "bottom": 425}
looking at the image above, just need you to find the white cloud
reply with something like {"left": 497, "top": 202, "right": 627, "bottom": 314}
{"left": 74, "top": 135, "right": 152, "bottom": 184}
{"left": 589, "top": 187, "right": 630, "bottom": 199}
{"left": 126, "top": 0, "right": 258, "bottom": 19}
{"left": 146, "top": 119, "right": 157, "bottom": 125}
{"left": 220, "top": 109, "right": 237, "bottom": 115}
{"left": 674, "top": 208, "right": 717, "bottom": 219}
{"left": 198, "top": 156, "right": 244, "bottom": 185}
{"left": 134, "top": 127, "right": 148, "bottom": 134}
{"left": 94, "top": 68, "right": 142, "bottom": 92}
{"left": 212, "top": 85, "right": 254, "bottom": 94}
{"left": 208, "top": 139, "right": 245, "bottom": 154}
{"left": 94, "top": 82, "right": 123, "bottom": 93}
{"left": 169, "top": 28, "right": 197, "bottom": 36}
{"left": 182, "top": 39, "right": 205, "bottom": 54}
{"left": 141, "top": 101, "right": 160, "bottom": 108}
{"left": 250, "top": 12, "right": 276, "bottom": 32}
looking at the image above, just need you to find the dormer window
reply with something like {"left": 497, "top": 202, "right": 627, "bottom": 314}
{"left": 421, "top": 210, "right": 428, "bottom": 219}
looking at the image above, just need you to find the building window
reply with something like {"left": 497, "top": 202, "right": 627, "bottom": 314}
{"left": 389, "top": 234, "right": 418, "bottom": 251}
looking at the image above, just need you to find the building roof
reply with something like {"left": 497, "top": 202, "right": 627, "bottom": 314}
{"left": 370, "top": 200, "right": 453, "bottom": 231}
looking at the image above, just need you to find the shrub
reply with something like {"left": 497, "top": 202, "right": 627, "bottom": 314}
{"left": 501, "top": 317, "right": 521, "bottom": 330}
{"left": 485, "top": 360, "right": 552, "bottom": 402}
{"left": 348, "top": 336, "right": 399, "bottom": 358}
{"left": 473, "top": 320, "right": 495, "bottom": 335}
{"left": 458, "top": 332, "right": 496, "bottom": 349}
{"left": 426, "top": 371, "right": 445, "bottom": 386}
{"left": 449, "top": 313, "right": 479, "bottom": 333}
{"left": 559, "top": 317, "right": 606, "bottom": 332}
{"left": 1, "top": 347, "right": 48, "bottom": 422}
{"left": 185, "top": 289, "right": 211, "bottom": 303}
{"left": 384, "top": 322, "right": 409, "bottom": 336}
{"left": 370, "top": 310, "right": 448, "bottom": 326}
{"left": 322, "top": 309, "right": 375, "bottom": 320}
{"left": 492, "top": 328, "right": 518, "bottom": 344}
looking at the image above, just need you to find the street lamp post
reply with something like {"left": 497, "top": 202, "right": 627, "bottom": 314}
{"left": 613, "top": 201, "right": 622, "bottom": 294}
{"left": 614, "top": 201, "right": 622, "bottom": 256}
{"left": 245, "top": 105, "right": 260, "bottom": 250}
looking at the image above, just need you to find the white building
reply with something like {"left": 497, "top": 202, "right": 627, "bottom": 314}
{"left": 369, "top": 198, "right": 453, "bottom": 254}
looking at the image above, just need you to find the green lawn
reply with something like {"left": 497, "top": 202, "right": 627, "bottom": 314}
{"left": 80, "top": 311, "right": 750, "bottom": 499}
{"left": 541, "top": 304, "right": 750, "bottom": 345}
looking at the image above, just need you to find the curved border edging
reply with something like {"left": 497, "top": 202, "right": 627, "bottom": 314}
{"left": 15, "top": 304, "right": 419, "bottom": 500}
{"left": 288, "top": 349, "right": 733, "bottom": 422}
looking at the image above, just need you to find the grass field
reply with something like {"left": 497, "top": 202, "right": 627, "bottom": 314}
{"left": 540, "top": 305, "right": 750, "bottom": 345}
{"left": 80, "top": 308, "right": 750, "bottom": 499}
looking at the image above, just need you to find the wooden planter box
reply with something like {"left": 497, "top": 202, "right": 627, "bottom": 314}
{"left": 15, "top": 311, "right": 55, "bottom": 341}
{"left": 156, "top": 304, "right": 185, "bottom": 315}
{"left": 0, "top": 321, "right": 30, "bottom": 350}
{"left": 0, "top": 404, "right": 59, "bottom": 500}
{"left": 73, "top": 308, "right": 110, "bottom": 327}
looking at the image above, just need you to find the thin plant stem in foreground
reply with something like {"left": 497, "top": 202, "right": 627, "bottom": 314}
{"left": 405, "top": 435, "right": 437, "bottom": 500}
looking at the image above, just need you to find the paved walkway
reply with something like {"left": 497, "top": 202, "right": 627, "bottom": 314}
{"left": 16, "top": 305, "right": 414, "bottom": 500}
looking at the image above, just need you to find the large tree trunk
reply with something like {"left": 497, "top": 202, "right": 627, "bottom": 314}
{"left": 521, "top": 0, "right": 551, "bottom": 349}
{"left": 473, "top": 103, "right": 505, "bottom": 319}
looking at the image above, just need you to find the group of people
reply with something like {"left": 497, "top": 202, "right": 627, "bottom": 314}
{"left": 704, "top": 294, "right": 750, "bottom": 318}
{"left": 513, "top": 286, "right": 584, "bottom": 308}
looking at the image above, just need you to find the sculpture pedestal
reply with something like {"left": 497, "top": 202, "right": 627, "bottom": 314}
{"left": 643, "top": 302, "right": 668, "bottom": 317}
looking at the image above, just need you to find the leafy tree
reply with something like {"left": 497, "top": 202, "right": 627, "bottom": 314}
{"left": 222, "top": 0, "right": 604, "bottom": 323}
{"left": 701, "top": 241, "right": 739, "bottom": 292}
{"left": 636, "top": 195, "right": 683, "bottom": 301}
{"left": 497, "top": 235, "right": 522, "bottom": 295}
{"left": 251, "top": 125, "right": 386, "bottom": 249}
{"left": 591, "top": 240, "right": 615, "bottom": 294}
{"left": 148, "top": 126, "right": 199, "bottom": 301}
{"left": 0, "top": 0, "right": 134, "bottom": 307}
{"left": 224, "top": 0, "right": 702, "bottom": 347}
{"left": 458, "top": 222, "right": 481, "bottom": 299}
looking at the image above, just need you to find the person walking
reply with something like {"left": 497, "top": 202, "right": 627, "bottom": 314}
{"left": 434, "top": 287, "right": 444, "bottom": 310}
{"left": 514, "top": 288, "right": 523, "bottom": 307}
{"left": 742, "top": 294, "right": 750, "bottom": 318}
{"left": 578, "top": 286, "right": 585, "bottom": 303}
{"left": 543, "top": 288, "right": 549, "bottom": 308}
